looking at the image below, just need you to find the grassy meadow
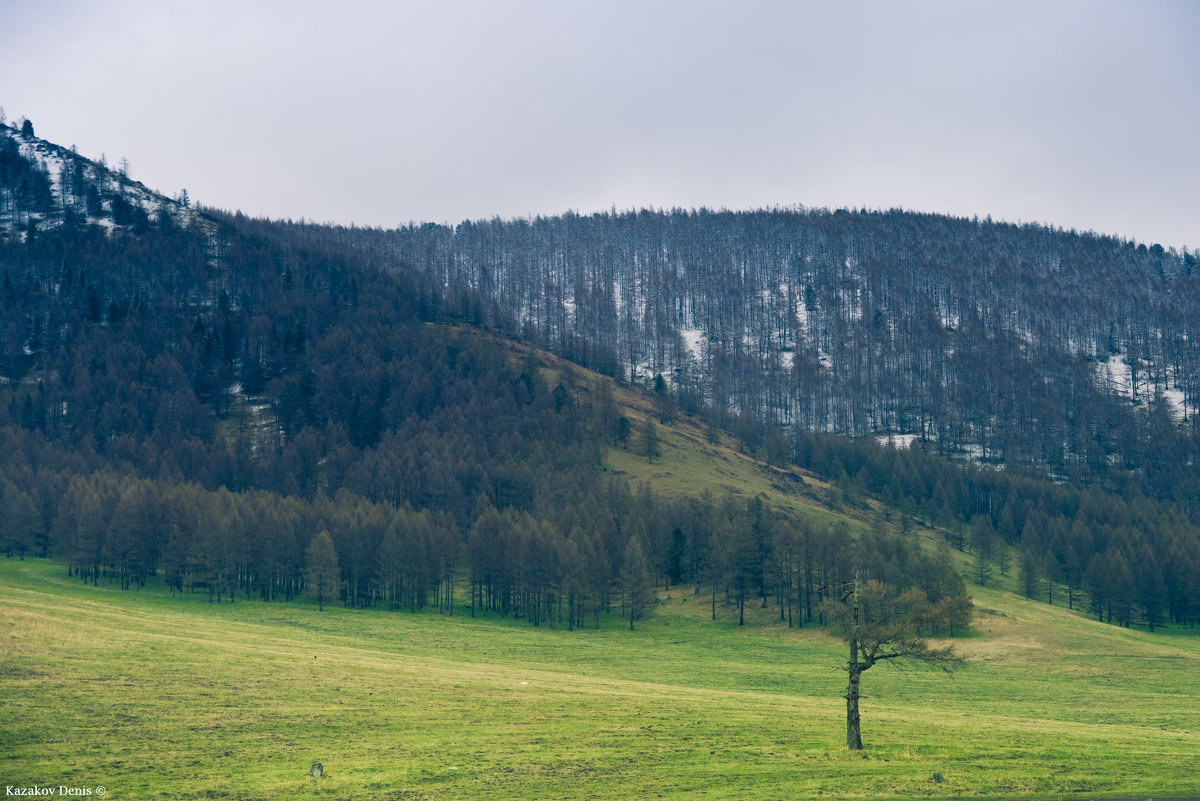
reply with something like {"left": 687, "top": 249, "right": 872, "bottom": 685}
{"left": 2, "top": 558, "right": 1198, "bottom": 800}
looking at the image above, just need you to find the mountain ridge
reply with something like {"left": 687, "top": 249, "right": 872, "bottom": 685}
{"left": 261, "top": 203, "right": 1198, "bottom": 500}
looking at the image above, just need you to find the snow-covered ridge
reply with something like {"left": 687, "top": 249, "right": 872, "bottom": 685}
{"left": 1, "top": 123, "right": 200, "bottom": 234}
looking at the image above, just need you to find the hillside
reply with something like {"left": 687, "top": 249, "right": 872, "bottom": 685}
{"left": 2, "top": 120, "right": 1198, "bottom": 633}
{"left": 0, "top": 119, "right": 199, "bottom": 235}
{"left": 301, "top": 209, "right": 1200, "bottom": 499}
{"left": 3, "top": 558, "right": 1198, "bottom": 800}
{"left": 513, "top": 340, "right": 846, "bottom": 525}
{"left": 0, "top": 120, "right": 974, "bottom": 635}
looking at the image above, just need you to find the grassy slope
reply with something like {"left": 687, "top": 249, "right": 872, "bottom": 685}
{"left": 604, "top": 414, "right": 852, "bottom": 530}
{"left": 2, "top": 558, "right": 1198, "bottom": 801}
{"left": 520, "top": 339, "right": 863, "bottom": 532}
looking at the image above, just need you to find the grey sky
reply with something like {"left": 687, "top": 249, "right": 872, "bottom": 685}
{"left": 3, "top": 0, "right": 1197, "bottom": 249}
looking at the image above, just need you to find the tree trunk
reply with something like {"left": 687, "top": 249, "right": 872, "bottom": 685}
{"left": 846, "top": 638, "right": 863, "bottom": 750}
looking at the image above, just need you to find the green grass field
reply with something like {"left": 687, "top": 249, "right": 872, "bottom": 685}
{"left": 2, "top": 558, "right": 1198, "bottom": 800}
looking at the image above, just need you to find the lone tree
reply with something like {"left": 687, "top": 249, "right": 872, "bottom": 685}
{"left": 823, "top": 574, "right": 965, "bottom": 750}
{"left": 305, "top": 530, "right": 341, "bottom": 611}
{"left": 639, "top": 417, "right": 660, "bottom": 464}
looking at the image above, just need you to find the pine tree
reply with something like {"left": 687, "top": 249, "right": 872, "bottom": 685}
{"left": 620, "top": 535, "right": 656, "bottom": 630}
{"left": 305, "top": 530, "right": 341, "bottom": 611}
{"left": 1019, "top": 546, "right": 1040, "bottom": 601}
{"left": 970, "top": 514, "right": 994, "bottom": 586}
{"left": 639, "top": 418, "right": 660, "bottom": 464}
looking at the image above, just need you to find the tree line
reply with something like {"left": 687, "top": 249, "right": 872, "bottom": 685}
{"left": 788, "top": 430, "right": 1200, "bottom": 628}
{"left": 3, "top": 444, "right": 971, "bottom": 635}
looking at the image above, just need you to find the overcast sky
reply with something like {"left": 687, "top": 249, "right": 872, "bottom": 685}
{"left": 2, "top": 1, "right": 1197, "bottom": 249}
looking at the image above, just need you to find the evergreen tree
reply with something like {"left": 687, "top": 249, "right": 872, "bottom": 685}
{"left": 620, "top": 535, "right": 656, "bottom": 630}
{"left": 0, "top": 481, "right": 39, "bottom": 559}
{"left": 305, "top": 530, "right": 341, "bottom": 611}
{"left": 639, "top": 418, "right": 660, "bottom": 464}
{"left": 970, "top": 514, "right": 994, "bottom": 586}
{"left": 1019, "top": 546, "right": 1040, "bottom": 601}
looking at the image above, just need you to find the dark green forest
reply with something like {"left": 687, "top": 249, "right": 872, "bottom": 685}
{"left": 1, "top": 121, "right": 1197, "bottom": 632}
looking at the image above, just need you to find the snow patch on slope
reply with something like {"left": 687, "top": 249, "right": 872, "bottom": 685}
{"left": 1096, "top": 352, "right": 1188, "bottom": 421}
{"left": 1098, "top": 353, "right": 1134, "bottom": 401}
{"left": 680, "top": 328, "right": 705, "bottom": 360}
{"left": 1161, "top": 387, "right": 1186, "bottom": 420}
{"left": 877, "top": 433, "right": 920, "bottom": 449}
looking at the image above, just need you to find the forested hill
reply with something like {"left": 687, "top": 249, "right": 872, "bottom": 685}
{"left": 0, "top": 119, "right": 972, "bottom": 631}
{"left": 1, "top": 120, "right": 1198, "bottom": 632}
{"left": 298, "top": 208, "right": 1200, "bottom": 491}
